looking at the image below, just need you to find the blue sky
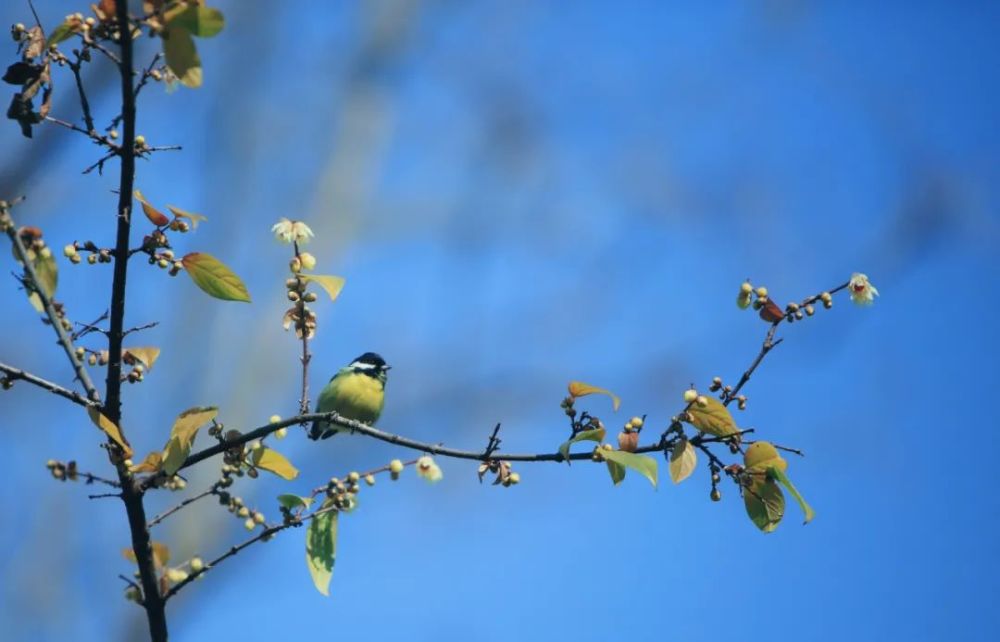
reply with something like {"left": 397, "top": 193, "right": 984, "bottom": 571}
{"left": 1, "top": 1, "right": 998, "bottom": 641}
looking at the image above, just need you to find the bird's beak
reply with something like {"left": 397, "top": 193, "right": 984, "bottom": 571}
{"left": 384, "top": 365, "right": 392, "bottom": 371}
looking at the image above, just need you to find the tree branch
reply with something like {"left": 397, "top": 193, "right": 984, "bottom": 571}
{"left": 102, "top": 2, "right": 168, "bottom": 640}
{"left": 2, "top": 208, "right": 101, "bottom": 402}
{"left": 0, "top": 362, "right": 99, "bottom": 408}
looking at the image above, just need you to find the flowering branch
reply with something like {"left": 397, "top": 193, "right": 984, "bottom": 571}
{"left": 0, "top": 361, "right": 98, "bottom": 408}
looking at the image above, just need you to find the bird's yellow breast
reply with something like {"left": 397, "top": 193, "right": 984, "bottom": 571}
{"left": 326, "top": 372, "right": 385, "bottom": 424}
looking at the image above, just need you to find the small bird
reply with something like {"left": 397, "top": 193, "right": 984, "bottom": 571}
{"left": 308, "top": 352, "right": 389, "bottom": 440}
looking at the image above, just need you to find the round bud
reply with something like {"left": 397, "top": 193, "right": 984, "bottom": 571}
{"left": 150, "top": 69, "right": 162, "bottom": 81}
{"left": 87, "top": 254, "right": 97, "bottom": 265}
{"left": 134, "top": 135, "right": 146, "bottom": 147}
{"left": 124, "top": 587, "right": 141, "bottom": 603}
{"left": 190, "top": 557, "right": 204, "bottom": 573}
{"left": 683, "top": 389, "right": 698, "bottom": 403}
{"left": 755, "top": 286, "right": 768, "bottom": 298}
{"left": 237, "top": 507, "right": 250, "bottom": 518}
{"left": 63, "top": 244, "right": 77, "bottom": 258}
{"left": 696, "top": 395, "right": 709, "bottom": 407}
{"left": 70, "top": 254, "right": 81, "bottom": 264}
{"left": 88, "top": 354, "right": 97, "bottom": 366}
{"left": 249, "top": 440, "right": 262, "bottom": 451}
{"left": 508, "top": 472, "right": 521, "bottom": 485}
{"left": 289, "top": 257, "right": 302, "bottom": 273}
{"left": 157, "top": 259, "right": 168, "bottom": 269}
{"left": 287, "top": 290, "right": 299, "bottom": 302}
{"left": 629, "top": 416, "right": 643, "bottom": 429}
{"left": 299, "top": 252, "right": 316, "bottom": 270}
{"left": 389, "top": 459, "right": 404, "bottom": 474}
{"left": 364, "top": 474, "right": 375, "bottom": 486}
{"left": 85, "top": 17, "right": 95, "bottom": 26}
{"left": 710, "top": 489, "right": 722, "bottom": 502}
{"left": 274, "top": 427, "right": 287, "bottom": 439}
{"left": 819, "top": 291, "right": 832, "bottom": 303}
{"left": 244, "top": 518, "right": 255, "bottom": 531}
{"left": 348, "top": 471, "right": 360, "bottom": 483}
{"left": 823, "top": 300, "right": 833, "bottom": 309}
{"left": 804, "top": 305, "right": 815, "bottom": 316}
{"left": 303, "top": 291, "right": 318, "bottom": 303}
{"left": 166, "top": 568, "right": 188, "bottom": 583}
{"left": 109, "top": 130, "right": 118, "bottom": 139}
{"left": 711, "top": 472, "right": 721, "bottom": 483}
{"left": 740, "top": 282, "right": 753, "bottom": 294}
{"left": 253, "top": 512, "right": 265, "bottom": 524}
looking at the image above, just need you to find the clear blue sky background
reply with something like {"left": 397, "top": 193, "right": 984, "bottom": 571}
{"left": 1, "top": 2, "right": 998, "bottom": 641}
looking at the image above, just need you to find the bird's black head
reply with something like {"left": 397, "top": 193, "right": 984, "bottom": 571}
{"left": 354, "top": 352, "right": 387, "bottom": 369}
{"left": 350, "top": 352, "right": 390, "bottom": 380}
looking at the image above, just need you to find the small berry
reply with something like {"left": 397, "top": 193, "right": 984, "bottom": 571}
{"left": 755, "top": 286, "right": 768, "bottom": 299}
{"left": 348, "top": 471, "right": 360, "bottom": 483}
{"left": 389, "top": 459, "right": 404, "bottom": 474}
{"left": 269, "top": 414, "right": 281, "bottom": 424}
{"left": 253, "top": 511, "right": 265, "bottom": 524}
{"left": 710, "top": 489, "right": 722, "bottom": 502}
{"left": 507, "top": 472, "right": 521, "bottom": 485}
{"left": 740, "top": 282, "right": 753, "bottom": 294}
{"left": 237, "top": 507, "right": 250, "bottom": 518}
{"left": 364, "top": 474, "right": 375, "bottom": 486}
{"left": 190, "top": 557, "right": 204, "bottom": 573}
{"left": 683, "top": 389, "right": 698, "bottom": 403}
{"left": 243, "top": 518, "right": 255, "bottom": 531}
{"left": 134, "top": 135, "right": 146, "bottom": 147}
{"left": 629, "top": 416, "right": 643, "bottom": 429}
{"left": 274, "top": 427, "right": 287, "bottom": 439}
{"left": 63, "top": 244, "right": 77, "bottom": 258}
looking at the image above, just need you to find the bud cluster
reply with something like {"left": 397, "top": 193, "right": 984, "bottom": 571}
{"left": 477, "top": 459, "right": 519, "bottom": 486}
{"left": 282, "top": 276, "right": 318, "bottom": 339}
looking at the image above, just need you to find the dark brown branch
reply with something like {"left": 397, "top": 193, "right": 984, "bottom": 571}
{"left": 69, "top": 51, "right": 96, "bottom": 134}
{"left": 2, "top": 209, "right": 101, "bottom": 401}
{"left": 103, "top": 2, "right": 168, "bottom": 640}
{"left": 0, "top": 362, "right": 99, "bottom": 408}
{"left": 293, "top": 242, "right": 310, "bottom": 415}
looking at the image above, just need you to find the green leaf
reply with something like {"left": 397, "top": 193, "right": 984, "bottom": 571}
{"left": 161, "top": 406, "right": 218, "bottom": 476}
{"left": 163, "top": 27, "right": 202, "bottom": 88}
{"left": 769, "top": 466, "right": 815, "bottom": 525}
{"left": 278, "top": 494, "right": 313, "bottom": 510}
{"left": 47, "top": 21, "right": 75, "bottom": 46}
{"left": 306, "top": 505, "right": 338, "bottom": 596}
{"left": 685, "top": 396, "right": 739, "bottom": 438}
{"left": 166, "top": 6, "right": 225, "bottom": 38}
{"left": 181, "top": 252, "right": 251, "bottom": 302}
{"left": 25, "top": 249, "right": 58, "bottom": 313}
{"left": 606, "top": 459, "right": 626, "bottom": 485}
{"left": 567, "top": 381, "right": 620, "bottom": 411}
{"left": 668, "top": 439, "right": 697, "bottom": 484}
{"left": 557, "top": 426, "right": 606, "bottom": 461}
{"left": 600, "top": 449, "right": 658, "bottom": 488}
{"left": 301, "top": 274, "right": 345, "bottom": 302}
{"left": 743, "top": 479, "right": 785, "bottom": 533}
{"left": 252, "top": 447, "right": 299, "bottom": 480}
{"left": 87, "top": 407, "right": 133, "bottom": 458}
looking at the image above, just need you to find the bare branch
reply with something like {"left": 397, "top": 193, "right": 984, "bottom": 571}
{"left": 0, "top": 361, "right": 99, "bottom": 408}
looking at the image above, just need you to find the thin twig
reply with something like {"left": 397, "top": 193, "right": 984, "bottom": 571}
{"left": 88, "top": 491, "right": 122, "bottom": 499}
{"left": 123, "top": 321, "right": 158, "bottom": 337}
{"left": 147, "top": 487, "right": 217, "bottom": 528}
{"left": 2, "top": 208, "right": 101, "bottom": 401}
{"left": 0, "top": 362, "right": 99, "bottom": 408}
{"left": 69, "top": 51, "right": 96, "bottom": 134}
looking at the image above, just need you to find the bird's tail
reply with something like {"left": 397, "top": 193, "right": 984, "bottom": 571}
{"left": 309, "top": 421, "right": 336, "bottom": 440}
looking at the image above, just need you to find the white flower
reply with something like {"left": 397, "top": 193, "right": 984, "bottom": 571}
{"left": 416, "top": 456, "right": 443, "bottom": 483}
{"left": 848, "top": 272, "right": 879, "bottom": 306}
{"left": 271, "top": 218, "right": 315, "bottom": 244}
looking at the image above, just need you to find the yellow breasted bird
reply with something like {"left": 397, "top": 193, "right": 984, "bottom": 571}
{"left": 308, "top": 352, "right": 389, "bottom": 440}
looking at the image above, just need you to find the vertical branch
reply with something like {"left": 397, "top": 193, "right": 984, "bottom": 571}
{"left": 294, "top": 241, "right": 311, "bottom": 415}
{"left": 105, "top": 3, "right": 168, "bottom": 641}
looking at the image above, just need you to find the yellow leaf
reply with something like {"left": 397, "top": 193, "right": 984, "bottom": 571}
{"left": 134, "top": 190, "right": 170, "bottom": 226}
{"left": 301, "top": 275, "right": 346, "bottom": 302}
{"left": 744, "top": 441, "right": 787, "bottom": 473}
{"left": 161, "top": 406, "right": 218, "bottom": 476}
{"left": 669, "top": 439, "right": 697, "bottom": 484}
{"left": 124, "top": 347, "right": 161, "bottom": 370}
{"left": 567, "top": 381, "right": 621, "bottom": 411}
{"left": 129, "top": 451, "right": 163, "bottom": 474}
{"left": 87, "top": 407, "right": 132, "bottom": 458}
{"left": 166, "top": 205, "right": 207, "bottom": 229}
{"left": 686, "top": 396, "right": 739, "bottom": 438}
{"left": 252, "top": 447, "right": 299, "bottom": 480}
{"left": 122, "top": 541, "right": 170, "bottom": 568}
